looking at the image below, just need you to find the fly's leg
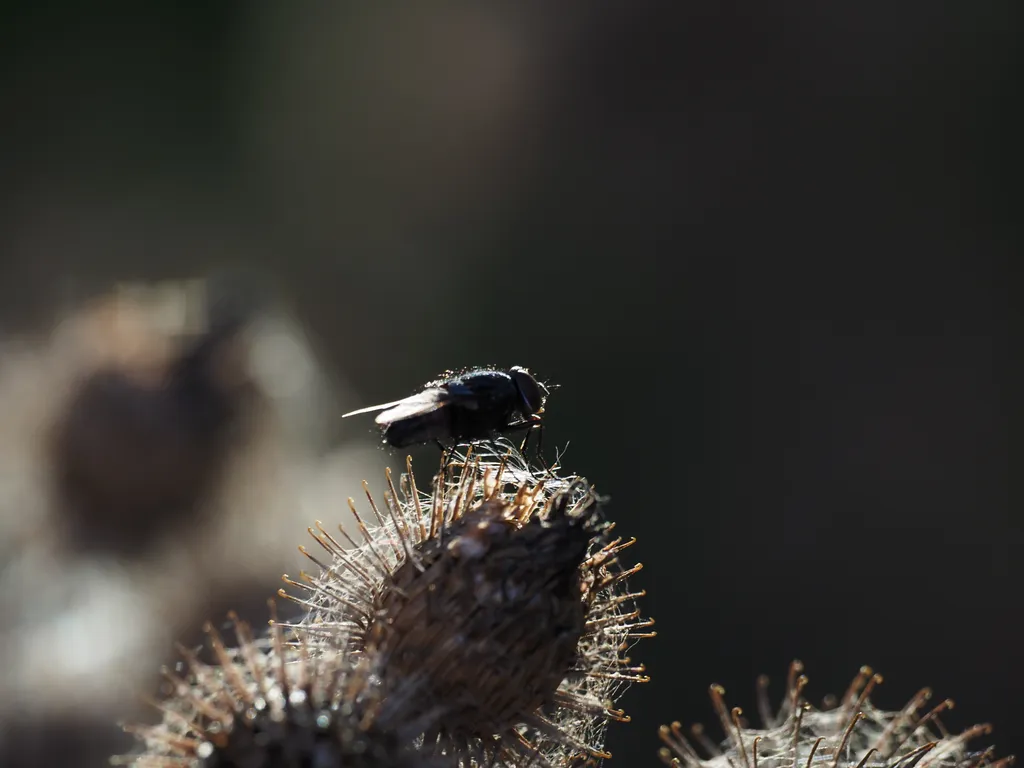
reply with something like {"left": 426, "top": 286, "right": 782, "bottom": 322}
{"left": 517, "top": 423, "right": 532, "bottom": 455}
{"left": 532, "top": 422, "right": 560, "bottom": 480}
{"left": 515, "top": 420, "right": 554, "bottom": 479}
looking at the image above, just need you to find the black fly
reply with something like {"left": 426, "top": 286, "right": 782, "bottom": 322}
{"left": 341, "top": 366, "right": 550, "bottom": 454}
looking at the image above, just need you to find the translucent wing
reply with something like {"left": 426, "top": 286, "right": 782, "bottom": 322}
{"left": 340, "top": 399, "right": 408, "bottom": 419}
{"left": 371, "top": 388, "right": 450, "bottom": 425}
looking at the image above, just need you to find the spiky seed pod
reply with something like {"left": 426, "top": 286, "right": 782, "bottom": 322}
{"left": 658, "top": 661, "right": 1014, "bottom": 768}
{"left": 285, "top": 444, "right": 654, "bottom": 767}
{"left": 373, "top": 493, "right": 589, "bottom": 725}
{"left": 114, "top": 605, "right": 448, "bottom": 768}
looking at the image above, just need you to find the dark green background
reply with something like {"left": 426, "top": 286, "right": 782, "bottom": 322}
{"left": 1, "top": 2, "right": 1019, "bottom": 765}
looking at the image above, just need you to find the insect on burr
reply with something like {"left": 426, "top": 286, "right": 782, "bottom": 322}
{"left": 341, "top": 366, "right": 551, "bottom": 452}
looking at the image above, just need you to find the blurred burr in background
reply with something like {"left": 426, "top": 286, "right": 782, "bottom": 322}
{"left": 45, "top": 275, "right": 264, "bottom": 556}
{"left": 0, "top": 273, "right": 384, "bottom": 768}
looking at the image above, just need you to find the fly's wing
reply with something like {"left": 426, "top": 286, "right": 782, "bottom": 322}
{"left": 343, "top": 369, "right": 508, "bottom": 423}
{"left": 340, "top": 399, "right": 409, "bottom": 419}
{"left": 372, "top": 388, "right": 450, "bottom": 426}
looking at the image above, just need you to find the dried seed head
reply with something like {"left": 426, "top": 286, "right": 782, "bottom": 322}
{"left": 373, "top": 492, "right": 590, "bottom": 741}
{"left": 286, "top": 444, "right": 653, "bottom": 766}
{"left": 658, "top": 662, "right": 1014, "bottom": 768}
{"left": 113, "top": 605, "right": 446, "bottom": 768}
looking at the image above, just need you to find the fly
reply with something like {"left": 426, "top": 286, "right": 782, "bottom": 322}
{"left": 342, "top": 366, "right": 550, "bottom": 454}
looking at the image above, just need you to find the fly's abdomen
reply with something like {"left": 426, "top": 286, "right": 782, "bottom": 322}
{"left": 382, "top": 408, "right": 453, "bottom": 448}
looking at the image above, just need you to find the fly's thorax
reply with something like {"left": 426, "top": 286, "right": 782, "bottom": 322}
{"left": 446, "top": 394, "right": 521, "bottom": 441}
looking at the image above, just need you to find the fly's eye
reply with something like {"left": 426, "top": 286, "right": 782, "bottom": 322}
{"left": 510, "top": 367, "right": 544, "bottom": 414}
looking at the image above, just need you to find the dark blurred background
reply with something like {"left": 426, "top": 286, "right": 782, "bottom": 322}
{"left": 1, "top": 2, "right": 1019, "bottom": 766}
